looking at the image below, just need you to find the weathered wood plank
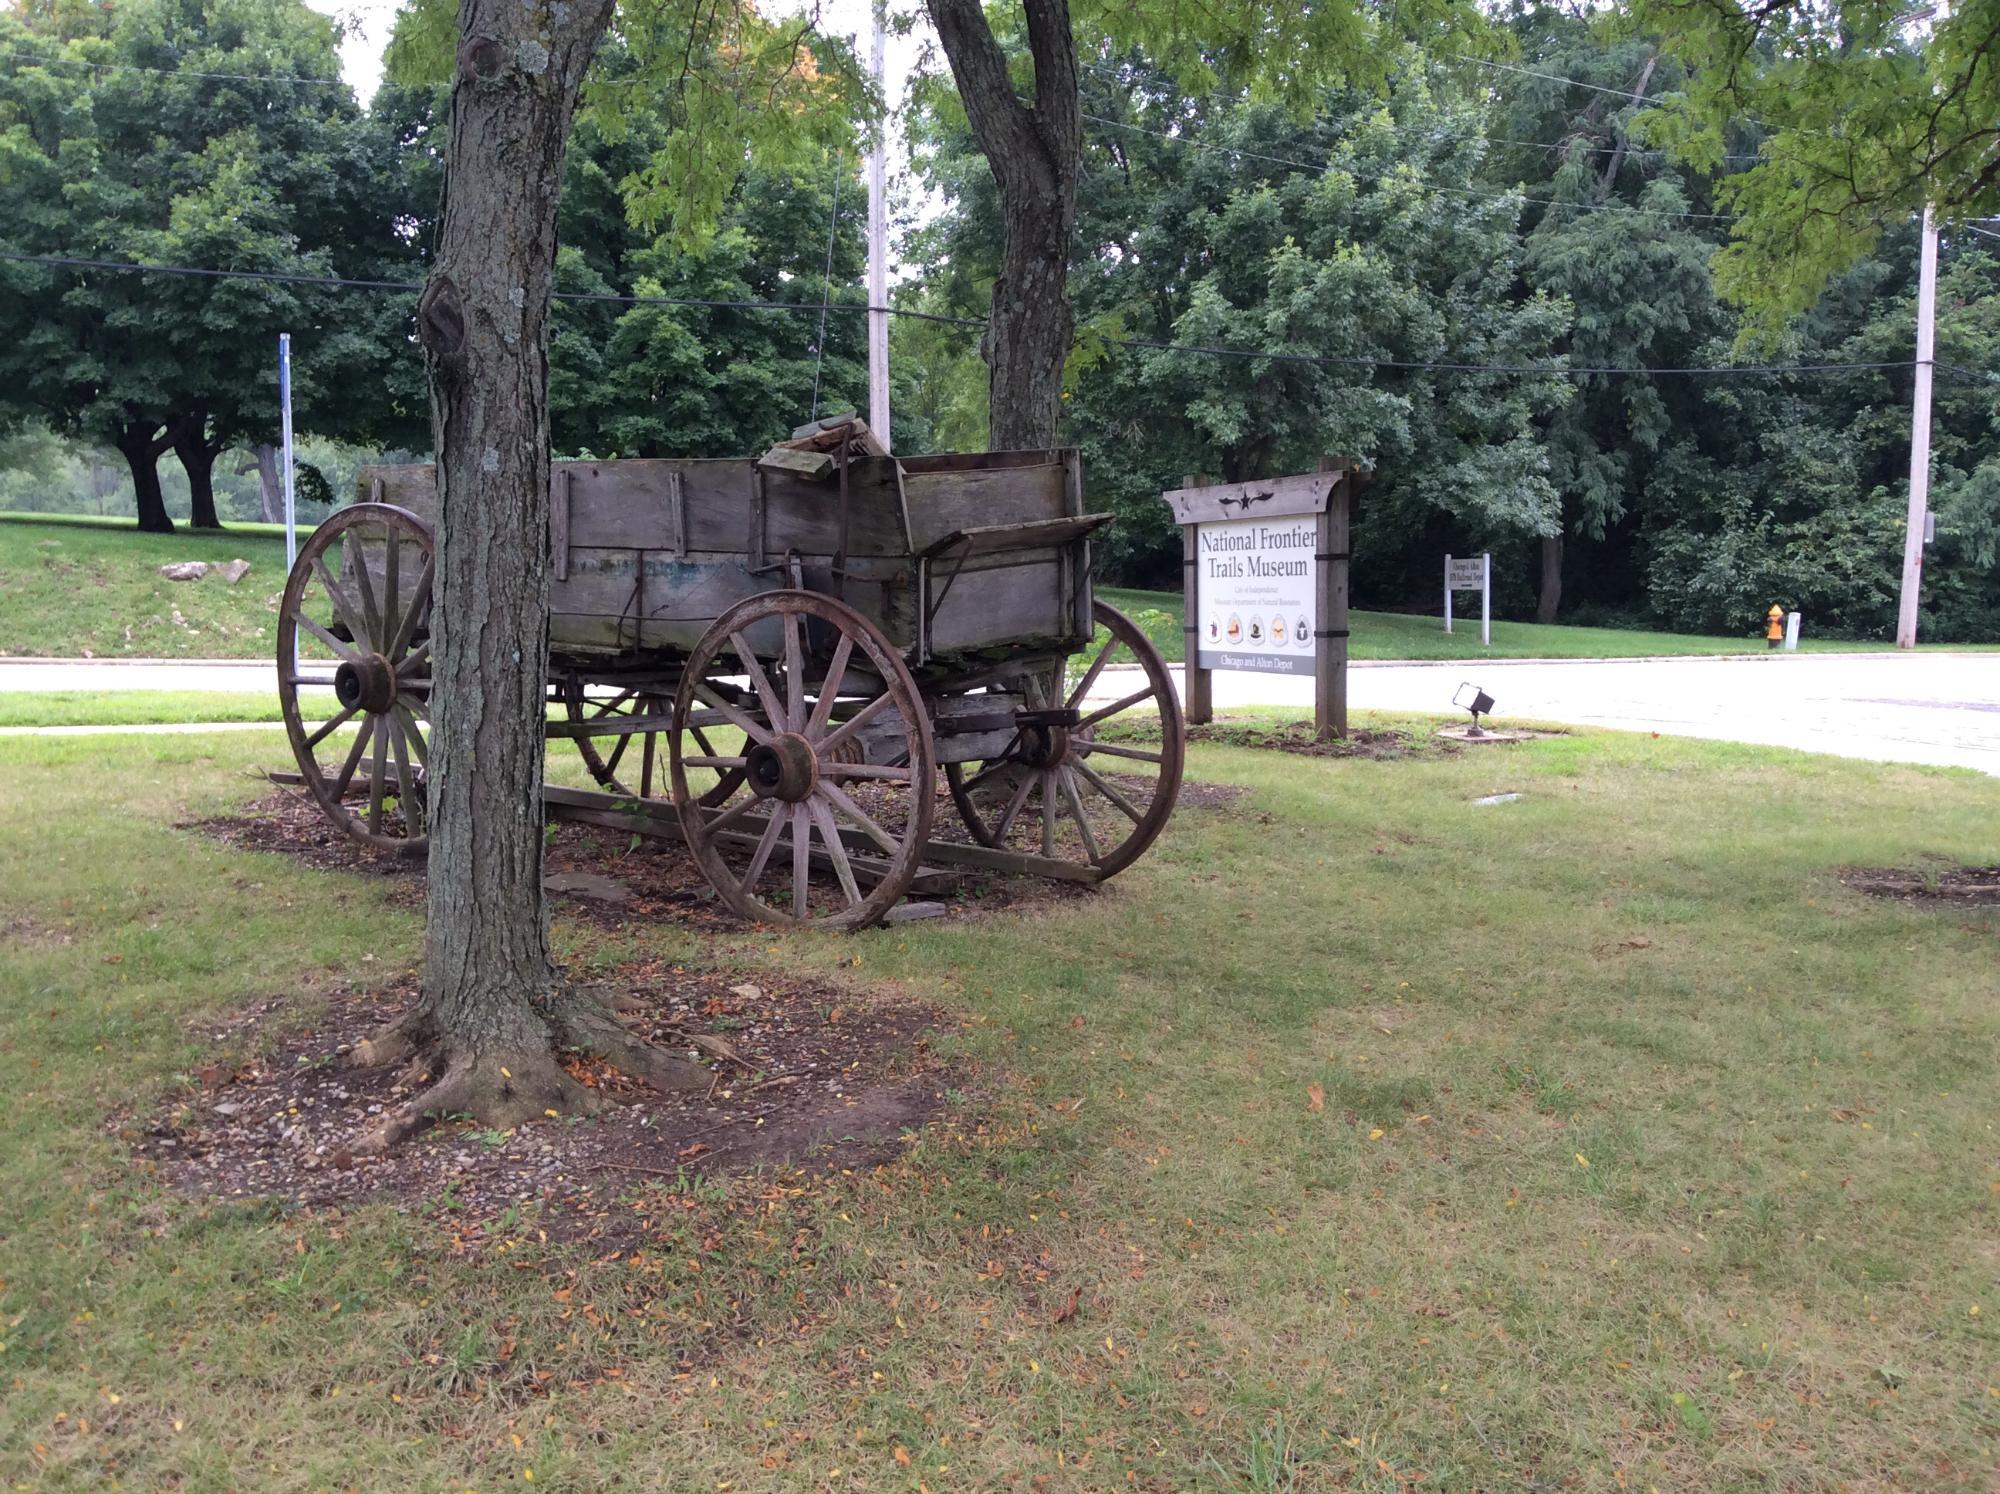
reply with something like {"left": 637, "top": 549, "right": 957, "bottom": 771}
{"left": 1161, "top": 468, "right": 1344, "bottom": 525}
{"left": 902, "top": 463, "right": 1069, "bottom": 552}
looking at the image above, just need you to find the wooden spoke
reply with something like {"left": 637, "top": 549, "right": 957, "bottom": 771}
{"left": 814, "top": 691, "right": 896, "bottom": 758}
{"left": 296, "top": 612, "right": 357, "bottom": 663}
{"left": 397, "top": 640, "right": 431, "bottom": 679}
{"left": 304, "top": 703, "right": 358, "bottom": 750}
{"left": 388, "top": 712, "right": 423, "bottom": 836}
{"left": 1077, "top": 685, "right": 1155, "bottom": 732}
{"left": 344, "top": 531, "right": 385, "bottom": 649}
{"left": 603, "top": 729, "right": 632, "bottom": 778}
{"left": 591, "top": 688, "right": 638, "bottom": 720}
{"left": 1072, "top": 757, "right": 1143, "bottom": 823}
{"left": 333, "top": 717, "right": 373, "bottom": 797}
{"left": 387, "top": 557, "right": 432, "bottom": 659}
{"left": 790, "top": 803, "right": 811, "bottom": 915}
{"left": 682, "top": 754, "right": 749, "bottom": 770}
{"left": 805, "top": 634, "right": 853, "bottom": 737}
{"left": 394, "top": 702, "right": 429, "bottom": 764}
{"left": 1060, "top": 768, "right": 1103, "bottom": 865}
{"left": 383, "top": 527, "right": 400, "bottom": 642}
{"left": 1065, "top": 632, "right": 1121, "bottom": 711}
{"left": 957, "top": 756, "right": 1018, "bottom": 795}
{"left": 704, "top": 791, "right": 765, "bottom": 838}
{"left": 731, "top": 632, "right": 787, "bottom": 733}
{"left": 994, "top": 768, "right": 1037, "bottom": 843}
{"left": 740, "top": 804, "right": 788, "bottom": 894}
{"left": 1078, "top": 740, "right": 1164, "bottom": 764}
{"left": 367, "top": 722, "right": 389, "bottom": 833}
{"left": 1041, "top": 773, "right": 1057, "bottom": 857}
{"left": 784, "top": 612, "right": 805, "bottom": 731}
{"left": 640, "top": 726, "right": 659, "bottom": 800}
{"left": 809, "top": 798, "right": 862, "bottom": 908}
{"left": 819, "top": 780, "right": 900, "bottom": 855}
{"left": 692, "top": 683, "right": 773, "bottom": 745}
{"left": 312, "top": 555, "right": 370, "bottom": 649}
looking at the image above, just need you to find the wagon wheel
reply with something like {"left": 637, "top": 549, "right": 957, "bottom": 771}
{"left": 670, "top": 591, "right": 935, "bottom": 930}
{"left": 276, "top": 502, "right": 434, "bottom": 854}
{"left": 559, "top": 679, "right": 743, "bottom": 808}
{"left": 945, "top": 600, "right": 1183, "bottom": 879}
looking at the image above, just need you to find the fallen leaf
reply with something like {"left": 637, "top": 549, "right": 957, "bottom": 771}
{"left": 893, "top": 1447, "right": 912, "bottom": 1468}
{"left": 1307, "top": 1084, "right": 1325, "bottom": 1113}
{"left": 1051, "top": 1287, "right": 1082, "bottom": 1325}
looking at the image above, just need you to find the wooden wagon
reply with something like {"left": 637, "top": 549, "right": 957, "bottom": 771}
{"left": 274, "top": 419, "right": 1185, "bottom": 928}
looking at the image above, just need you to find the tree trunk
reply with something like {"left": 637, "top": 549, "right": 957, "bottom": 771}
{"left": 114, "top": 417, "right": 174, "bottom": 534}
{"left": 1537, "top": 535, "right": 1564, "bottom": 624}
{"left": 356, "top": 0, "right": 706, "bottom": 1150}
{"left": 927, "top": 0, "right": 1081, "bottom": 450}
{"left": 252, "top": 443, "right": 283, "bottom": 523}
{"left": 171, "top": 406, "right": 224, "bottom": 529}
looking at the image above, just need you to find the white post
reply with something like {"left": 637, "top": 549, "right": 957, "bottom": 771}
{"left": 1896, "top": 206, "right": 1938, "bottom": 649}
{"left": 1481, "top": 552, "right": 1491, "bottom": 648}
{"left": 864, "top": 0, "right": 891, "bottom": 448}
{"left": 279, "top": 332, "right": 298, "bottom": 675}
{"left": 1443, "top": 554, "right": 1453, "bottom": 633}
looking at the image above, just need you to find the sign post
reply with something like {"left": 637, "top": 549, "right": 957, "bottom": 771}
{"left": 1444, "top": 553, "right": 1490, "bottom": 647}
{"left": 1164, "top": 463, "right": 1355, "bottom": 740}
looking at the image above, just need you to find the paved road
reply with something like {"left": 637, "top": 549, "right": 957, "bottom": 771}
{"left": 1176, "top": 652, "right": 2000, "bottom": 775}
{"left": 2, "top": 652, "right": 1996, "bottom": 775}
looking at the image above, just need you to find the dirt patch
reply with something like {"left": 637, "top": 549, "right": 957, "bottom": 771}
{"left": 120, "top": 962, "right": 960, "bottom": 1233}
{"left": 192, "top": 789, "right": 1095, "bottom": 927}
{"left": 1839, "top": 864, "right": 2000, "bottom": 906}
{"left": 1183, "top": 718, "right": 1451, "bottom": 760}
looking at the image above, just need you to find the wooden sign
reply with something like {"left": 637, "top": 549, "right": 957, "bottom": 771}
{"left": 1162, "top": 461, "right": 1355, "bottom": 740}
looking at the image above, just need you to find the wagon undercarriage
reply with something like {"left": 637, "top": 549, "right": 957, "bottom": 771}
{"left": 273, "top": 426, "right": 1184, "bottom": 929}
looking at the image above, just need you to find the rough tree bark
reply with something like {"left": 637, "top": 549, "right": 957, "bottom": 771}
{"left": 113, "top": 412, "right": 175, "bottom": 534}
{"left": 170, "top": 402, "right": 225, "bottom": 530}
{"left": 926, "top": 0, "right": 1081, "bottom": 450}
{"left": 1536, "top": 535, "right": 1564, "bottom": 624}
{"left": 354, "top": 0, "right": 707, "bottom": 1151}
{"left": 250, "top": 443, "right": 283, "bottom": 523}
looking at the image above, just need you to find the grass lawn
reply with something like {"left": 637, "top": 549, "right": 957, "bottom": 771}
{"left": 1, "top": 719, "right": 1996, "bottom": 1488}
{"left": 0, "top": 690, "right": 286, "bottom": 728}
{"left": 0, "top": 519, "right": 292, "bottom": 659}
{"left": 1096, "top": 585, "right": 1964, "bottom": 663}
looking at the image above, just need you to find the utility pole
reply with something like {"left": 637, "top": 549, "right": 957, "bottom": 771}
{"left": 1896, "top": 206, "right": 1939, "bottom": 649}
{"left": 865, "top": 0, "right": 891, "bottom": 448}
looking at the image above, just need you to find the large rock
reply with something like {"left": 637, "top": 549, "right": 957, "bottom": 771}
{"left": 158, "top": 561, "right": 209, "bottom": 581}
{"left": 213, "top": 558, "right": 252, "bottom": 584}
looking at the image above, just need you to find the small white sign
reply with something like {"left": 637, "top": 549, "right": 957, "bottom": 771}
{"left": 1194, "top": 515, "right": 1317, "bottom": 675}
{"left": 1446, "top": 558, "right": 1486, "bottom": 590}
{"left": 1444, "top": 552, "right": 1491, "bottom": 647}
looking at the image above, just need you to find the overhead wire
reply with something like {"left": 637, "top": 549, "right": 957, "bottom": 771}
{"left": 2, "top": 249, "right": 1955, "bottom": 381}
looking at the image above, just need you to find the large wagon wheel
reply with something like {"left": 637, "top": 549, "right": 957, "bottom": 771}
{"left": 276, "top": 503, "right": 434, "bottom": 854}
{"left": 559, "top": 678, "right": 742, "bottom": 808}
{"left": 670, "top": 592, "right": 935, "bottom": 930}
{"left": 945, "top": 600, "right": 1183, "bottom": 878}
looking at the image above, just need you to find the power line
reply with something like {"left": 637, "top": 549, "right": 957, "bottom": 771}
{"left": 1077, "top": 108, "right": 1740, "bottom": 222}
{"left": 1, "top": 249, "right": 1935, "bottom": 379}
{"left": 1459, "top": 55, "right": 1670, "bottom": 107}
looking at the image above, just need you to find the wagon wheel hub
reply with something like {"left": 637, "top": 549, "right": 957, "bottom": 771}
{"left": 746, "top": 732, "right": 820, "bottom": 803}
{"left": 1018, "top": 722, "right": 1072, "bottom": 770}
{"left": 334, "top": 653, "right": 400, "bottom": 715}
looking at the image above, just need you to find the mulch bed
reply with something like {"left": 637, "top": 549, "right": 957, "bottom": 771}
{"left": 1183, "top": 719, "right": 1450, "bottom": 760}
{"left": 192, "top": 788, "right": 1095, "bottom": 928}
{"left": 119, "top": 961, "right": 959, "bottom": 1235}
{"left": 1839, "top": 864, "right": 2000, "bottom": 906}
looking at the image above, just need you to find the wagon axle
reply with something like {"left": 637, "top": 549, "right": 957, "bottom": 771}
{"left": 745, "top": 733, "right": 821, "bottom": 803}
{"left": 333, "top": 653, "right": 400, "bottom": 715}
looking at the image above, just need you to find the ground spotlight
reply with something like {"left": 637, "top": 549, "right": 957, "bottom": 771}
{"left": 1453, "top": 681, "right": 1495, "bottom": 736}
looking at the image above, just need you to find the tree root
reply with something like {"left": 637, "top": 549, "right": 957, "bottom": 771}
{"left": 352, "top": 985, "right": 713, "bottom": 1153}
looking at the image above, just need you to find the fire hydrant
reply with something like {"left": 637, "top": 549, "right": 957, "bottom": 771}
{"left": 1766, "top": 604, "right": 1785, "bottom": 649}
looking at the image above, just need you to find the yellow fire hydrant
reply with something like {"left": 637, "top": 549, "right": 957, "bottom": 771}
{"left": 1766, "top": 604, "right": 1785, "bottom": 649}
